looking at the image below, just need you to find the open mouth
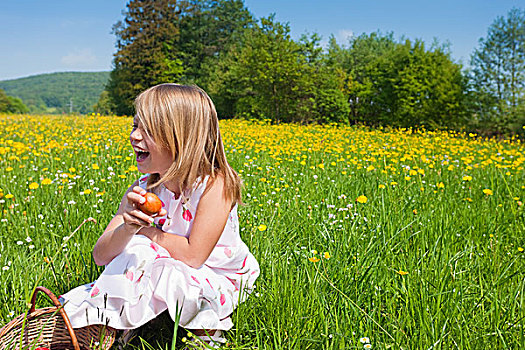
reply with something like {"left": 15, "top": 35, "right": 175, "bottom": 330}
{"left": 134, "top": 148, "right": 150, "bottom": 162}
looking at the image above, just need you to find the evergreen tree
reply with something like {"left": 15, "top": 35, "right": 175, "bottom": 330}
{"left": 178, "top": 0, "right": 253, "bottom": 85}
{"left": 108, "top": 0, "right": 186, "bottom": 115}
{"left": 107, "top": 0, "right": 252, "bottom": 115}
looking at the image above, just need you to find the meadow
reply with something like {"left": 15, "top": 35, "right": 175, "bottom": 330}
{"left": 0, "top": 114, "right": 523, "bottom": 349}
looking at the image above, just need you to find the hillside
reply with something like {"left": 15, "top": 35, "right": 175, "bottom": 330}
{"left": 0, "top": 71, "right": 110, "bottom": 114}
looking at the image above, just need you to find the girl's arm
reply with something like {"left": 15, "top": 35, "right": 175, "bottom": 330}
{"left": 139, "top": 174, "right": 232, "bottom": 269}
{"left": 93, "top": 180, "right": 167, "bottom": 266}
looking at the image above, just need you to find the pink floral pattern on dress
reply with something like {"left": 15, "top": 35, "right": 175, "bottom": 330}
{"left": 155, "top": 254, "right": 170, "bottom": 260}
{"left": 90, "top": 286, "right": 100, "bottom": 298}
{"left": 191, "top": 275, "right": 200, "bottom": 284}
{"left": 220, "top": 293, "right": 226, "bottom": 305}
{"left": 224, "top": 247, "right": 232, "bottom": 258}
{"left": 206, "top": 278, "right": 214, "bottom": 290}
{"left": 182, "top": 208, "right": 192, "bottom": 221}
{"left": 136, "top": 271, "right": 145, "bottom": 283}
{"left": 125, "top": 270, "right": 134, "bottom": 281}
{"left": 226, "top": 277, "right": 239, "bottom": 291}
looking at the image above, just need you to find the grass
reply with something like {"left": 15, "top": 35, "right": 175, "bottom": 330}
{"left": 0, "top": 114, "right": 523, "bottom": 349}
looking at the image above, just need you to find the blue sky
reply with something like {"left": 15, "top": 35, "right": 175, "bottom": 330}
{"left": 0, "top": 0, "right": 522, "bottom": 81}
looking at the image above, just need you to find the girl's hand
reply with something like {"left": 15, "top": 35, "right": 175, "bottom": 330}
{"left": 122, "top": 186, "right": 167, "bottom": 234}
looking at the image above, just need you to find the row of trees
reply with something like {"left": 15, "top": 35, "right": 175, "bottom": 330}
{"left": 101, "top": 0, "right": 525, "bottom": 135}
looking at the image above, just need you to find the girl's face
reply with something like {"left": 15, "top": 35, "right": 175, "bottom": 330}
{"left": 130, "top": 116, "right": 173, "bottom": 175}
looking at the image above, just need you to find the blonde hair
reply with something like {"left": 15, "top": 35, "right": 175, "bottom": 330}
{"left": 134, "top": 83, "right": 242, "bottom": 204}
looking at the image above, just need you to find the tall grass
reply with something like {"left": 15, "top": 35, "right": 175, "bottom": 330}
{"left": 0, "top": 114, "right": 523, "bottom": 349}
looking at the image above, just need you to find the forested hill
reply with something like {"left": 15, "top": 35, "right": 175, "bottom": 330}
{"left": 0, "top": 71, "right": 109, "bottom": 114}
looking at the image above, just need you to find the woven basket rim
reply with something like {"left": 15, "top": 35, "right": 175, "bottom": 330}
{"left": 0, "top": 287, "right": 117, "bottom": 350}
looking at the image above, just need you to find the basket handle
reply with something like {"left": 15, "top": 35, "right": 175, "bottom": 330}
{"left": 29, "top": 286, "right": 81, "bottom": 350}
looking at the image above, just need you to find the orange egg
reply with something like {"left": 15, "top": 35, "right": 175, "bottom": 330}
{"left": 138, "top": 192, "right": 162, "bottom": 216}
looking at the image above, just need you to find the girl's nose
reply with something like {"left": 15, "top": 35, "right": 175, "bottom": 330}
{"left": 130, "top": 127, "right": 143, "bottom": 141}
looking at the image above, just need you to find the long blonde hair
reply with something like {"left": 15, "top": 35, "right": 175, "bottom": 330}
{"left": 134, "top": 83, "right": 242, "bottom": 204}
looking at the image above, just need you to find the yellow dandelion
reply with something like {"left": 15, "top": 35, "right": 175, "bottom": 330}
{"left": 483, "top": 189, "right": 493, "bottom": 196}
{"left": 378, "top": 184, "right": 385, "bottom": 189}
{"left": 83, "top": 189, "right": 92, "bottom": 195}
{"left": 437, "top": 182, "right": 445, "bottom": 189}
{"left": 41, "top": 178, "right": 52, "bottom": 185}
{"left": 390, "top": 181, "right": 398, "bottom": 186}
{"left": 323, "top": 252, "right": 330, "bottom": 259}
{"left": 462, "top": 175, "right": 472, "bottom": 181}
{"left": 397, "top": 270, "right": 409, "bottom": 276}
{"left": 318, "top": 163, "right": 325, "bottom": 169}
{"left": 6, "top": 167, "right": 13, "bottom": 172}
{"left": 356, "top": 195, "right": 368, "bottom": 204}
{"left": 518, "top": 247, "right": 524, "bottom": 252}
{"left": 257, "top": 224, "right": 267, "bottom": 231}
{"left": 5, "top": 194, "right": 14, "bottom": 199}
{"left": 29, "top": 182, "right": 39, "bottom": 190}
{"left": 92, "top": 164, "right": 100, "bottom": 170}
{"left": 308, "top": 256, "right": 320, "bottom": 263}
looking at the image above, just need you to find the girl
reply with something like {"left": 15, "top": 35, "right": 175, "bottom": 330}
{"left": 61, "top": 84, "right": 260, "bottom": 347}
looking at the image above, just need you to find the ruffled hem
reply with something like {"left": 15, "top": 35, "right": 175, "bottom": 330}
{"left": 61, "top": 235, "right": 258, "bottom": 331}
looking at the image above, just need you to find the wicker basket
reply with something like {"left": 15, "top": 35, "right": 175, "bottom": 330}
{"left": 0, "top": 286, "right": 117, "bottom": 350}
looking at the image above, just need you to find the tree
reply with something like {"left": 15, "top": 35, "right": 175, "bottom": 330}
{"left": 107, "top": 0, "right": 186, "bottom": 115}
{"left": 0, "top": 89, "right": 29, "bottom": 114}
{"left": 93, "top": 91, "right": 116, "bottom": 115}
{"left": 208, "top": 16, "right": 349, "bottom": 123}
{"left": 326, "top": 32, "right": 397, "bottom": 124}
{"left": 470, "top": 7, "right": 525, "bottom": 134}
{"left": 106, "top": 0, "right": 252, "bottom": 115}
{"left": 178, "top": 0, "right": 253, "bottom": 85}
{"left": 328, "top": 33, "right": 467, "bottom": 128}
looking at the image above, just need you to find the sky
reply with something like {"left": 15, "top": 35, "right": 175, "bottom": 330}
{"left": 0, "top": 0, "right": 523, "bottom": 81}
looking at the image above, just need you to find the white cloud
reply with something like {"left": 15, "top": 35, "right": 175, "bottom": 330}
{"left": 337, "top": 29, "right": 354, "bottom": 43}
{"left": 61, "top": 48, "right": 97, "bottom": 67}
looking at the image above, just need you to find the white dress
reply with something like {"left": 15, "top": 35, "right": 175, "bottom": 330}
{"left": 61, "top": 174, "right": 260, "bottom": 330}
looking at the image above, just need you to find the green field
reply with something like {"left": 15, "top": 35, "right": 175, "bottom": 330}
{"left": 0, "top": 114, "right": 524, "bottom": 349}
